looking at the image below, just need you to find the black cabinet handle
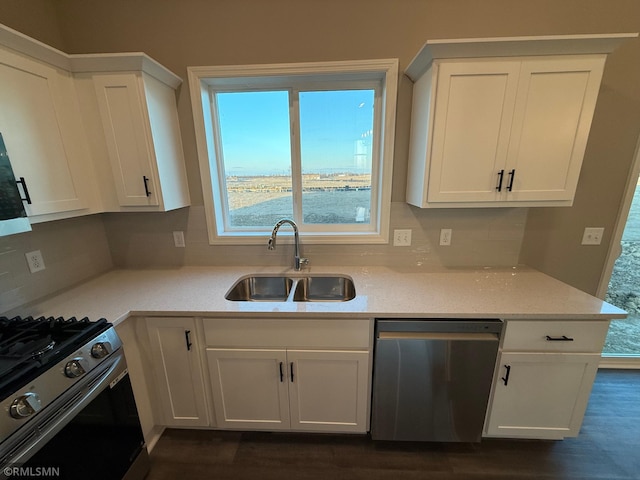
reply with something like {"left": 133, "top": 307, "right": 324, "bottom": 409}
{"left": 143, "top": 176, "right": 152, "bottom": 197}
{"left": 184, "top": 330, "right": 192, "bottom": 351}
{"left": 16, "top": 177, "right": 32, "bottom": 204}
{"left": 501, "top": 365, "right": 511, "bottom": 386}
{"left": 546, "top": 335, "right": 574, "bottom": 342}
{"left": 290, "top": 362, "right": 294, "bottom": 382}
{"left": 496, "top": 169, "right": 504, "bottom": 192}
{"left": 507, "top": 169, "right": 515, "bottom": 192}
{"left": 279, "top": 362, "right": 284, "bottom": 382}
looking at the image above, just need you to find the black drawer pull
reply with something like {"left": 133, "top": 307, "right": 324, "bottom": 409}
{"left": 507, "top": 169, "right": 516, "bottom": 192}
{"left": 496, "top": 169, "right": 504, "bottom": 192}
{"left": 501, "top": 365, "right": 511, "bottom": 386}
{"left": 143, "top": 176, "right": 152, "bottom": 197}
{"left": 16, "top": 177, "right": 32, "bottom": 204}
{"left": 184, "top": 330, "right": 192, "bottom": 351}
{"left": 279, "top": 362, "right": 284, "bottom": 382}
{"left": 290, "top": 362, "right": 294, "bottom": 382}
{"left": 546, "top": 335, "right": 574, "bottom": 342}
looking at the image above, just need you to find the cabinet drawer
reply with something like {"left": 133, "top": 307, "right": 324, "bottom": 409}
{"left": 203, "top": 318, "right": 372, "bottom": 349}
{"left": 501, "top": 320, "right": 609, "bottom": 353}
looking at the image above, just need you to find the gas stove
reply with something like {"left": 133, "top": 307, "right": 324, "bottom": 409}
{"left": 0, "top": 316, "right": 122, "bottom": 450}
{"left": 0, "top": 315, "right": 148, "bottom": 480}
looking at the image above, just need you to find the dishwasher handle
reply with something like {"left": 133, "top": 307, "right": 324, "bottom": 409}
{"left": 377, "top": 331, "right": 499, "bottom": 341}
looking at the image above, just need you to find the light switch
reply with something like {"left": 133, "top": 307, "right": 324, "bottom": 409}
{"left": 440, "top": 229, "right": 452, "bottom": 246}
{"left": 393, "top": 229, "right": 412, "bottom": 247}
{"left": 173, "top": 231, "right": 185, "bottom": 248}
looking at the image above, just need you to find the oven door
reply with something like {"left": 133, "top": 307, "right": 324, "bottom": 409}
{"left": 1, "top": 351, "right": 149, "bottom": 480}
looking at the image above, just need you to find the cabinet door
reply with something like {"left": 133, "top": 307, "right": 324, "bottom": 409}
{"left": 93, "top": 74, "right": 160, "bottom": 207}
{"left": 207, "top": 348, "right": 291, "bottom": 430}
{"left": 287, "top": 350, "right": 369, "bottom": 433}
{"left": 505, "top": 57, "right": 604, "bottom": 202}
{"left": 427, "top": 60, "right": 520, "bottom": 203}
{"left": 0, "top": 49, "right": 87, "bottom": 216}
{"left": 485, "top": 352, "right": 600, "bottom": 439}
{"left": 146, "top": 317, "right": 209, "bottom": 427}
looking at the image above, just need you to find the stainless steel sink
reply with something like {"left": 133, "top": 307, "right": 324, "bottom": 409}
{"left": 225, "top": 276, "right": 294, "bottom": 301}
{"left": 225, "top": 274, "right": 355, "bottom": 302}
{"left": 292, "top": 275, "right": 356, "bottom": 302}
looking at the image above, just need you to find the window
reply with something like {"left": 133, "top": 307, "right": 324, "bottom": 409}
{"left": 188, "top": 60, "right": 398, "bottom": 244}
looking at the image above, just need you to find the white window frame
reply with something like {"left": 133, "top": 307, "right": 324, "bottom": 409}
{"left": 188, "top": 59, "right": 398, "bottom": 245}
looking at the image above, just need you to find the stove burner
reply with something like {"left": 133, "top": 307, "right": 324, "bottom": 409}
{"left": 5, "top": 335, "right": 52, "bottom": 357}
{"left": 31, "top": 340, "right": 56, "bottom": 358}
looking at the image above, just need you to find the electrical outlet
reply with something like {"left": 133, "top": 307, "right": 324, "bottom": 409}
{"left": 173, "top": 231, "right": 185, "bottom": 248}
{"left": 25, "top": 250, "right": 46, "bottom": 273}
{"left": 393, "top": 229, "right": 412, "bottom": 247}
{"left": 582, "top": 227, "right": 604, "bottom": 245}
{"left": 440, "top": 228, "right": 452, "bottom": 246}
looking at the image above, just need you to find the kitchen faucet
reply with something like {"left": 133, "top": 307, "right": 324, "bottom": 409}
{"left": 267, "top": 219, "right": 308, "bottom": 271}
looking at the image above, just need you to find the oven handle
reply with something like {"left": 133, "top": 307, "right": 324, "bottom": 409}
{"left": 1, "top": 351, "right": 128, "bottom": 470}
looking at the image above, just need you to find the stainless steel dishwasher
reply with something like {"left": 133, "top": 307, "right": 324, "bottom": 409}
{"left": 371, "top": 318, "right": 503, "bottom": 442}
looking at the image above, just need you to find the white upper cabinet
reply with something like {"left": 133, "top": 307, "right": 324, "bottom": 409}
{"left": 94, "top": 74, "right": 160, "bottom": 207}
{"left": 424, "top": 60, "right": 520, "bottom": 204}
{"left": 91, "top": 70, "right": 190, "bottom": 211}
{"left": 405, "top": 34, "right": 636, "bottom": 208}
{"left": 0, "top": 22, "right": 190, "bottom": 219}
{"left": 505, "top": 57, "right": 603, "bottom": 202}
{"left": 0, "top": 46, "right": 99, "bottom": 221}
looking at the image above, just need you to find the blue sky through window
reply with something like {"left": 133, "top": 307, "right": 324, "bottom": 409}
{"left": 217, "top": 90, "right": 291, "bottom": 176}
{"left": 217, "top": 89, "right": 374, "bottom": 176}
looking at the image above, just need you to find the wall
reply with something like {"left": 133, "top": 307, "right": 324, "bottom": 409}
{"left": 0, "top": 0, "right": 66, "bottom": 50}
{"left": 0, "top": 215, "right": 113, "bottom": 313}
{"left": 1, "top": 0, "right": 639, "bottom": 295}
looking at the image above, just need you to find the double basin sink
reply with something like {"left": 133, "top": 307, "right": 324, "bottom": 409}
{"left": 225, "top": 274, "right": 356, "bottom": 302}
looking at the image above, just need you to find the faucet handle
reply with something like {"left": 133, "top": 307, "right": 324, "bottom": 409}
{"left": 300, "top": 257, "right": 309, "bottom": 267}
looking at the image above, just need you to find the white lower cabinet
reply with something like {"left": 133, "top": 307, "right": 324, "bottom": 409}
{"left": 207, "top": 348, "right": 369, "bottom": 433}
{"left": 204, "top": 317, "right": 372, "bottom": 434}
{"left": 145, "top": 317, "right": 209, "bottom": 427}
{"left": 484, "top": 320, "right": 608, "bottom": 440}
{"left": 206, "top": 348, "right": 290, "bottom": 430}
{"left": 287, "top": 349, "right": 369, "bottom": 431}
{"left": 485, "top": 352, "right": 599, "bottom": 439}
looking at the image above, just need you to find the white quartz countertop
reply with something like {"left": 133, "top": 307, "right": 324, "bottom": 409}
{"left": 5, "top": 265, "right": 626, "bottom": 325}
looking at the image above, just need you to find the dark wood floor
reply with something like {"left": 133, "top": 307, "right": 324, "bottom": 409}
{"left": 147, "top": 369, "right": 640, "bottom": 479}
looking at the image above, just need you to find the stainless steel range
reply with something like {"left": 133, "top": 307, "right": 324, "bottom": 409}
{"left": 0, "top": 316, "right": 149, "bottom": 479}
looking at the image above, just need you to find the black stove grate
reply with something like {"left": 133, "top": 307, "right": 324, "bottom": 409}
{"left": 0, "top": 316, "right": 110, "bottom": 399}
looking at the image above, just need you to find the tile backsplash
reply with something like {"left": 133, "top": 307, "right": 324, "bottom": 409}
{"left": 0, "top": 215, "right": 113, "bottom": 313}
{"left": 103, "top": 203, "right": 528, "bottom": 269}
